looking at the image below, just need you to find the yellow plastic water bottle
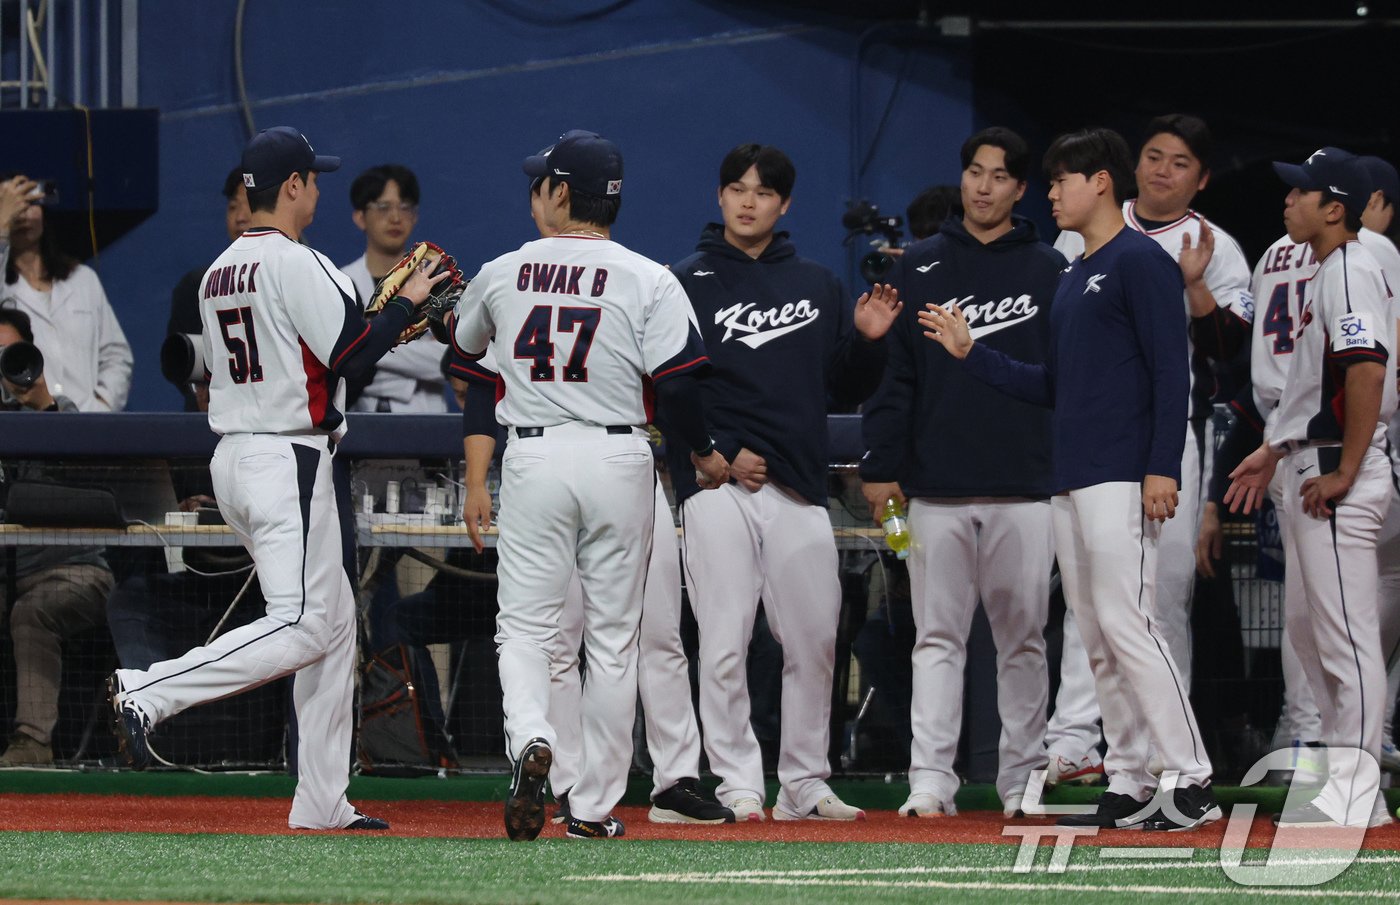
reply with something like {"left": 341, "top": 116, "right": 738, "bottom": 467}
{"left": 881, "top": 497, "right": 910, "bottom": 560}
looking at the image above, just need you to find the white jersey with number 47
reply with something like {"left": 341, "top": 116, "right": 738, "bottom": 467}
{"left": 452, "top": 234, "right": 707, "bottom": 428}
{"left": 200, "top": 227, "right": 361, "bottom": 441}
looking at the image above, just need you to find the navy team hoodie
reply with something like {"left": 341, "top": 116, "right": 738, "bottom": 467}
{"left": 861, "top": 215, "right": 1064, "bottom": 498}
{"left": 665, "top": 224, "right": 887, "bottom": 506}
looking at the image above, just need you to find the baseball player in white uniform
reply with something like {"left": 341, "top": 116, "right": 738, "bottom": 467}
{"left": 1048, "top": 115, "right": 1254, "bottom": 783}
{"left": 450, "top": 130, "right": 728, "bottom": 841}
{"left": 1228, "top": 148, "right": 1396, "bottom": 828}
{"left": 107, "top": 126, "right": 446, "bottom": 829}
{"left": 452, "top": 348, "right": 732, "bottom": 825}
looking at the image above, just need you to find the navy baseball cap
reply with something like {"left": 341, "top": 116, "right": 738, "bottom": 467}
{"left": 523, "top": 130, "right": 623, "bottom": 198}
{"left": 1272, "top": 147, "right": 1370, "bottom": 217}
{"left": 1359, "top": 156, "right": 1399, "bottom": 208}
{"left": 241, "top": 126, "right": 341, "bottom": 193}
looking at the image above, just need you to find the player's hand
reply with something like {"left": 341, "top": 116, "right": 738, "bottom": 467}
{"left": 877, "top": 245, "right": 905, "bottom": 259}
{"left": 1142, "top": 474, "right": 1178, "bottom": 522}
{"left": 1224, "top": 442, "right": 1281, "bottom": 515}
{"left": 918, "top": 303, "right": 973, "bottom": 360}
{"left": 692, "top": 449, "right": 730, "bottom": 490}
{"left": 1300, "top": 469, "right": 1354, "bottom": 520}
{"left": 0, "top": 175, "right": 37, "bottom": 235}
{"left": 861, "top": 481, "right": 904, "bottom": 525}
{"left": 462, "top": 485, "right": 494, "bottom": 553}
{"left": 1179, "top": 221, "right": 1214, "bottom": 287}
{"left": 730, "top": 447, "right": 768, "bottom": 492}
{"left": 397, "top": 257, "right": 453, "bottom": 307}
{"left": 178, "top": 494, "right": 217, "bottom": 513}
{"left": 854, "top": 283, "right": 902, "bottom": 341}
{"left": 1195, "top": 500, "right": 1223, "bottom": 579}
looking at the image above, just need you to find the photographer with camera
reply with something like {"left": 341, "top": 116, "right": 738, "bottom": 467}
{"left": 859, "top": 127, "right": 1065, "bottom": 819}
{"left": 0, "top": 308, "right": 114, "bottom": 765}
{"left": 0, "top": 171, "right": 132, "bottom": 413}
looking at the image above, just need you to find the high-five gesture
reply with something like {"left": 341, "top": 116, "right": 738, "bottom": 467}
{"left": 917, "top": 302, "right": 973, "bottom": 360}
{"left": 854, "top": 283, "right": 902, "bottom": 341}
{"left": 1178, "top": 220, "right": 1215, "bottom": 288}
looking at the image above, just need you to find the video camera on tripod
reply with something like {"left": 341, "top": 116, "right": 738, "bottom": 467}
{"left": 842, "top": 200, "right": 905, "bottom": 283}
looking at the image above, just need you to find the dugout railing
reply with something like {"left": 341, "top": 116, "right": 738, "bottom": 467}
{"left": 0, "top": 410, "right": 1284, "bottom": 782}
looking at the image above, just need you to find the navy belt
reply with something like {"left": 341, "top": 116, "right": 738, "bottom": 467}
{"left": 515, "top": 425, "right": 633, "bottom": 438}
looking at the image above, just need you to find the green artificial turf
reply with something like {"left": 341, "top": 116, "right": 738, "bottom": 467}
{"left": 3, "top": 832, "right": 1400, "bottom": 904}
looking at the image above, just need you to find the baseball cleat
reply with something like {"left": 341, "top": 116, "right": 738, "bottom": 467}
{"left": 774, "top": 793, "right": 866, "bottom": 821}
{"left": 1046, "top": 751, "right": 1104, "bottom": 787}
{"left": 565, "top": 815, "right": 625, "bottom": 839}
{"left": 504, "top": 737, "right": 552, "bottom": 841}
{"left": 1142, "top": 784, "right": 1222, "bottom": 831}
{"left": 1056, "top": 791, "right": 1155, "bottom": 829}
{"left": 106, "top": 673, "right": 152, "bottom": 771}
{"left": 345, "top": 811, "right": 390, "bottom": 830}
{"left": 1002, "top": 793, "right": 1025, "bottom": 819}
{"left": 649, "top": 778, "right": 735, "bottom": 824}
{"left": 726, "top": 796, "right": 766, "bottom": 822}
{"left": 897, "top": 792, "right": 955, "bottom": 818}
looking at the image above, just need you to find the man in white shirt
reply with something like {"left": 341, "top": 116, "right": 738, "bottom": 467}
{"left": 341, "top": 164, "right": 447, "bottom": 413}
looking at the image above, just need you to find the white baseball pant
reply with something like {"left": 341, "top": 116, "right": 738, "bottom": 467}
{"left": 1375, "top": 473, "right": 1400, "bottom": 749}
{"left": 1281, "top": 446, "right": 1390, "bottom": 824}
{"left": 1053, "top": 482, "right": 1212, "bottom": 799}
{"left": 1047, "top": 424, "right": 1199, "bottom": 761}
{"left": 905, "top": 498, "right": 1052, "bottom": 807}
{"left": 494, "top": 422, "right": 654, "bottom": 824}
{"left": 547, "top": 480, "right": 703, "bottom": 800}
{"left": 1270, "top": 475, "right": 1323, "bottom": 749}
{"left": 114, "top": 434, "right": 359, "bottom": 829}
{"left": 681, "top": 481, "right": 840, "bottom": 812}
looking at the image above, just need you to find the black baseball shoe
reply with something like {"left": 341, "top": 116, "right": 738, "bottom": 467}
{"left": 504, "top": 738, "right": 552, "bottom": 841}
{"left": 649, "top": 778, "right": 736, "bottom": 824}
{"left": 566, "top": 815, "right": 625, "bottom": 839}
{"left": 106, "top": 674, "right": 152, "bottom": 771}
{"left": 1056, "top": 791, "right": 1155, "bottom": 829}
{"left": 1143, "top": 784, "right": 1223, "bottom": 831}
{"left": 345, "top": 811, "right": 390, "bottom": 830}
{"left": 551, "top": 790, "right": 571, "bottom": 825}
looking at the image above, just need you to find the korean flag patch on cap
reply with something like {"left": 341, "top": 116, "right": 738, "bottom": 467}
{"left": 1332, "top": 312, "right": 1375, "bottom": 351}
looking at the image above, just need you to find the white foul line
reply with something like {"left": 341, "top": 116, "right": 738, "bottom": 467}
{"left": 565, "top": 853, "right": 1400, "bottom": 897}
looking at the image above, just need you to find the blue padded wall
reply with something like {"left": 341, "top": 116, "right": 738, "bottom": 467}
{"left": 94, "top": 2, "right": 972, "bottom": 410}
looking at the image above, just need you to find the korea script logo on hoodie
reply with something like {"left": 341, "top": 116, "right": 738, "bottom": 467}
{"left": 950, "top": 294, "right": 1041, "bottom": 340}
{"left": 714, "top": 300, "right": 821, "bottom": 348}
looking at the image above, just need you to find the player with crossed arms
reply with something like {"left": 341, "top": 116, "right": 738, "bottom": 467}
{"left": 108, "top": 127, "right": 452, "bottom": 829}
{"left": 450, "top": 130, "right": 728, "bottom": 841}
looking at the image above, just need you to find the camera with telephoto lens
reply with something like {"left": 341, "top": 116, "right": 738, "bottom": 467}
{"left": 0, "top": 340, "right": 44, "bottom": 389}
{"left": 842, "top": 200, "right": 905, "bottom": 283}
{"left": 160, "top": 333, "right": 208, "bottom": 388}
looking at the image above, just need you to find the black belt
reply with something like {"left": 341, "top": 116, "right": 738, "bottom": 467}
{"left": 516, "top": 425, "right": 633, "bottom": 438}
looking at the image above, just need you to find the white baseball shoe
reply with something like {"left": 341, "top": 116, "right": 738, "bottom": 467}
{"left": 1381, "top": 741, "right": 1400, "bottom": 773}
{"left": 1001, "top": 793, "right": 1024, "bottom": 819}
{"left": 1045, "top": 751, "right": 1104, "bottom": 787}
{"left": 774, "top": 793, "right": 866, "bottom": 821}
{"left": 897, "top": 792, "right": 956, "bottom": 817}
{"left": 726, "top": 796, "right": 766, "bottom": 822}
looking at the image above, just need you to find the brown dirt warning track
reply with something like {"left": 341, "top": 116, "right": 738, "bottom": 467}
{"left": 4, "top": 793, "right": 1400, "bottom": 848}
